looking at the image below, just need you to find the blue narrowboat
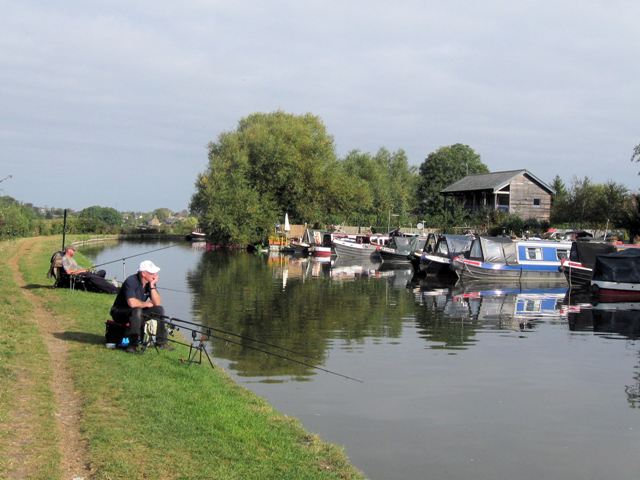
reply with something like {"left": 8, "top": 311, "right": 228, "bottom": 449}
{"left": 452, "top": 236, "right": 572, "bottom": 282}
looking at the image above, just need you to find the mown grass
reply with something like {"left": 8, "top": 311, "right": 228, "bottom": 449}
{"left": 0, "top": 240, "right": 60, "bottom": 479}
{"left": 12, "top": 236, "right": 364, "bottom": 479}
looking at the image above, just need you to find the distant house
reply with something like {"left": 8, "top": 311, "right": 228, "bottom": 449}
{"left": 441, "top": 169, "right": 554, "bottom": 221}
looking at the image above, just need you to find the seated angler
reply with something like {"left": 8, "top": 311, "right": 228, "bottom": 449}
{"left": 61, "top": 246, "right": 118, "bottom": 294}
{"left": 109, "top": 260, "right": 172, "bottom": 353}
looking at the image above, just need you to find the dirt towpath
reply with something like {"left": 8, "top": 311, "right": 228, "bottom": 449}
{"left": 7, "top": 238, "right": 91, "bottom": 479}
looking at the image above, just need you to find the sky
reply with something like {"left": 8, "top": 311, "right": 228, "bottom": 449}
{"left": 1, "top": 0, "right": 639, "bottom": 212}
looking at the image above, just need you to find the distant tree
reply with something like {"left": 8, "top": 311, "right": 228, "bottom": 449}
{"left": 550, "top": 175, "right": 569, "bottom": 224}
{"left": 0, "top": 196, "right": 39, "bottom": 237}
{"left": 632, "top": 143, "right": 640, "bottom": 171}
{"left": 621, "top": 194, "right": 640, "bottom": 239}
{"left": 153, "top": 208, "right": 173, "bottom": 222}
{"left": 77, "top": 206, "right": 122, "bottom": 233}
{"left": 562, "top": 177, "right": 629, "bottom": 229}
{"left": 416, "top": 144, "right": 489, "bottom": 223}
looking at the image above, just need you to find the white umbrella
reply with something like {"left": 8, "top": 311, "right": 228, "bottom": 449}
{"left": 284, "top": 213, "right": 291, "bottom": 232}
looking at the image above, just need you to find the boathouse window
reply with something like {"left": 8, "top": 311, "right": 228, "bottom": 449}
{"left": 533, "top": 198, "right": 541, "bottom": 207}
{"left": 526, "top": 247, "right": 542, "bottom": 260}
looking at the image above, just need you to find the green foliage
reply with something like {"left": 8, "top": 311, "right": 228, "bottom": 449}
{"left": 416, "top": 144, "right": 489, "bottom": 223}
{"left": 632, "top": 143, "right": 640, "bottom": 167}
{"left": 0, "top": 196, "right": 41, "bottom": 238}
{"left": 338, "top": 148, "right": 417, "bottom": 229}
{"left": 554, "top": 177, "right": 628, "bottom": 229}
{"left": 486, "top": 212, "right": 550, "bottom": 237}
{"left": 152, "top": 208, "right": 173, "bottom": 222}
{"left": 192, "top": 112, "right": 334, "bottom": 244}
{"left": 191, "top": 112, "right": 421, "bottom": 243}
{"left": 620, "top": 194, "right": 640, "bottom": 239}
{"left": 77, "top": 206, "right": 123, "bottom": 233}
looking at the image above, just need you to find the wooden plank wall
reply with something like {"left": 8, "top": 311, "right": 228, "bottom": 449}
{"left": 509, "top": 174, "right": 551, "bottom": 221}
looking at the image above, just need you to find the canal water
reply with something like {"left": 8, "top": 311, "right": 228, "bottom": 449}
{"left": 84, "top": 239, "right": 640, "bottom": 480}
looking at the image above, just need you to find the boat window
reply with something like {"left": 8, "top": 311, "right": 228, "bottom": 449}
{"left": 526, "top": 247, "right": 542, "bottom": 260}
{"left": 556, "top": 249, "right": 568, "bottom": 261}
{"left": 437, "top": 242, "right": 449, "bottom": 255}
{"left": 469, "top": 240, "right": 482, "bottom": 259}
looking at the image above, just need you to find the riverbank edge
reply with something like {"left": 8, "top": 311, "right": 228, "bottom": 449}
{"left": 0, "top": 236, "right": 365, "bottom": 479}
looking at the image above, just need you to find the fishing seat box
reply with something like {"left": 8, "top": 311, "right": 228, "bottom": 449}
{"left": 105, "top": 319, "right": 129, "bottom": 344}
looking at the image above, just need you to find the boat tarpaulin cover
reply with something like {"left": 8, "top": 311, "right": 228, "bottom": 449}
{"left": 592, "top": 248, "right": 640, "bottom": 284}
{"left": 390, "top": 236, "right": 415, "bottom": 254}
{"left": 442, "top": 235, "right": 474, "bottom": 257}
{"left": 570, "top": 241, "right": 616, "bottom": 267}
{"left": 477, "top": 236, "right": 517, "bottom": 264}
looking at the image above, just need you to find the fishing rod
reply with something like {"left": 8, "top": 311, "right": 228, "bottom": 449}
{"left": 91, "top": 243, "right": 180, "bottom": 269}
{"left": 152, "top": 313, "right": 322, "bottom": 362}
{"left": 148, "top": 313, "right": 363, "bottom": 383}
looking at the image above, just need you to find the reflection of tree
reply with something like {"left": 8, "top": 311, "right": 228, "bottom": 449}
{"left": 186, "top": 253, "right": 416, "bottom": 378}
{"left": 414, "top": 293, "right": 478, "bottom": 351}
{"left": 626, "top": 351, "right": 640, "bottom": 409}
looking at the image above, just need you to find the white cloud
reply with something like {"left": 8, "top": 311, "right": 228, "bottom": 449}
{"left": 1, "top": 0, "right": 639, "bottom": 210}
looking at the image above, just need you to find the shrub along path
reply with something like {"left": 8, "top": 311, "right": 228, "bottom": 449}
{"left": 0, "top": 236, "right": 364, "bottom": 480}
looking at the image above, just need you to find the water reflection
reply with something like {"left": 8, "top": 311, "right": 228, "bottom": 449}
{"left": 83, "top": 242, "right": 640, "bottom": 479}
{"left": 185, "top": 252, "right": 417, "bottom": 380}
{"left": 566, "top": 298, "right": 640, "bottom": 409}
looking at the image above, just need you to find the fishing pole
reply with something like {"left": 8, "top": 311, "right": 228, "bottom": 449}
{"left": 148, "top": 314, "right": 363, "bottom": 383}
{"left": 153, "top": 313, "right": 322, "bottom": 361}
{"left": 91, "top": 243, "right": 180, "bottom": 269}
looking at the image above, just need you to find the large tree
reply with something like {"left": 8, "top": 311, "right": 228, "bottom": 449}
{"left": 191, "top": 111, "right": 338, "bottom": 244}
{"left": 416, "top": 144, "right": 489, "bottom": 222}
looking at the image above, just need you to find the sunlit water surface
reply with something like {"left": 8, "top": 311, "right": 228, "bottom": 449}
{"left": 84, "top": 240, "right": 640, "bottom": 480}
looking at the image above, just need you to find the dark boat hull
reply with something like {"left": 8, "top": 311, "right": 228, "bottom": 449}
{"left": 560, "top": 261, "right": 593, "bottom": 289}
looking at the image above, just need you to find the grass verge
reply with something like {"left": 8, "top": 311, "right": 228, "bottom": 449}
{"left": 6, "top": 236, "right": 364, "bottom": 480}
{"left": 0, "top": 239, "right": 60, "bottom": 479}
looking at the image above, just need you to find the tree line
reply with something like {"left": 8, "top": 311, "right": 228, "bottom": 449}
{"left": 0, "top": 199, "right": 198, "bottom": 240}
{"left": 191, "top": 111, "right": 639, "bottom": 244}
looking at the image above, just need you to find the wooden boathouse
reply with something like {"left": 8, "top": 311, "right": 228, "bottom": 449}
{"left": 441, "top": 169, "right": 554, "bottom": 221}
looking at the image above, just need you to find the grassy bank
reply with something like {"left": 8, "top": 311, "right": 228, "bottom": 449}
{"left": 1, "top": 236, "right": 364, "bottom": 479}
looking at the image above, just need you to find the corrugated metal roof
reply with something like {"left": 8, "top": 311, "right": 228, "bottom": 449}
{"left": 441, "top": 169, "right": 553, "bottom": 194}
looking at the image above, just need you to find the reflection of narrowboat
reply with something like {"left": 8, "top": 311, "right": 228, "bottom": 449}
{"left": 560, "top": 241, "right": 616, "bottom": 289}
{"left": 591, "top": 248, "right": 640, "bottom": 302}
{"left": 567, "top": 302, "right": 640, "bottom": 339}
{"left": 452, "top": 236, "right": 571, "bottom": 282}
{"left": 453, "top": 282, "right": 566, "bottom": 319}
{"left": 329, "top": 257, "right": 380, "bottom": 281}
{"left": 420, "top": 234, "right": 473, "bottom": 277}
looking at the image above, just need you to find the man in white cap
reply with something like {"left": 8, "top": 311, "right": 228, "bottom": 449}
{"left": 109, "top": 260, "right": 171, "bottom": 353}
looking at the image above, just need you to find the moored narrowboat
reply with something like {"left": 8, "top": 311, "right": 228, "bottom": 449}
{"left": 591, "top": 248, "right": 640, "bottom": 302}
{"left": 560, "top": 240, "right": 616, "bottom": 289}
{"left": 453, "top": 236, "right": 572, "bottom": 282}
{"left": 420, "top": 234, "right": 474, "bottom": 278}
